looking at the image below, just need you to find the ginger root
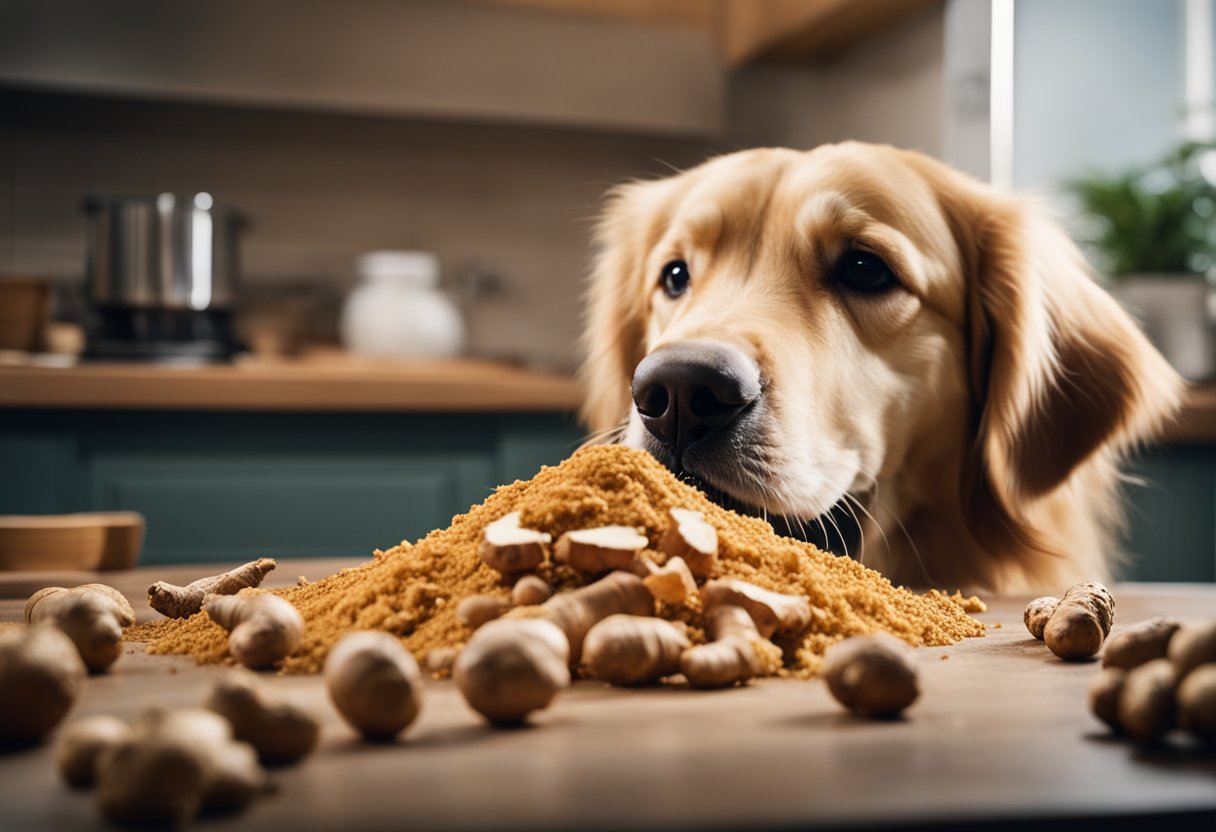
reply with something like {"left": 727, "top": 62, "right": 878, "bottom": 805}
{"left": 1102, "top": 617, "right": 1181, "bottom": 670}
{"left": 582, "top": 615, "right": 689, "bottom": 686}
{"left": 95, "top": 707, "right": 266, "bottom": 825}
{"left": 423, "top": 646, "right": 459, "bottom": 677}
{"left": 1168, "top": 620, "right": 1216, "bottom": 680}
{"left": 1043, "top": 581, "right": 1115, "bottom": 660}
{"left": 643, "top": 556, "right": 697, "bottom": 604}
{"left": 148, "top": 558, "right": 277, "bottom": 619}
{"left": 1088, "top": 667, "right": 1127, "bottom": 732}
{"left": 511, "top": 575, "right": 552, "bottom": 607}
{"left": 56, "top": 715, "right": 130, "bottom": 788}
{"left": 454, "top": 618, "right": 570, "bottom": 725}
{"left": 1117, "top": 658, "right": 1176, "bottom": 742}
{"left": 1023, "top": 596, "right": 1060, "bottom": 640}
{"left": 1088, "top": 618, "right": 1216, "bottom": 746}
{"left": 554, "top": 525, "right": 649, "bottom": 573}
{"left": 1177, "top": 664, "right": 1216, "bottom": 743}
{"left": 25, "top": 584, "right": 135, "bottom": 673}
{"left": 204, "top": 592, "right": 304, "bottom": 670}
{"left": 822, "top": 633, "right": 920, "bottom": 719}
{"left": 0, "top": 623, "right": 86, "bottom": 746}
{"left": 457, "top": 595, "right": 510, "bottom": 631}
{"left": 205, "top": 670, "right": 320, "bottom": 764}
{"left": 700, "top": 578, "right": 811, "bottom": 639}
{"left": 680, "top": 604, "right": 771, "bottom": 689}
{"left": 324, "top": 630, "right": 423, "bottom": 741}
{"left": 659, "top": 508, "right": 718, "bottom": 578}
{"left": 479, "top": 511, "right": 551, "bottom": 574}
{"left": 520, "top": 571, "right": 655, "bottom": 663}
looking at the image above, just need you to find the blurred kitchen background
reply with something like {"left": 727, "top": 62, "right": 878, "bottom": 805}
{"left": 1, "top": 0, "right": 1214, "bottom": 582}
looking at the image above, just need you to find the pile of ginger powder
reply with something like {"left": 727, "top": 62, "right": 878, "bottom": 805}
{"left": 133, "top": 445, "right": 985, "bottom": 675}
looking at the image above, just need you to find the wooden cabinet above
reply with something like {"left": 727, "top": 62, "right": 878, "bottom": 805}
{"left": 0, "top": 0, "right": 724, "bottom": 137}
{"left": 473, "top": 0, "right": 945, "bottom": 66}
{"left": 0, "top": 0, "right": 942, "bottom": 137}
{"left": 721, "top": 0, "right": 942, "bottom": 66}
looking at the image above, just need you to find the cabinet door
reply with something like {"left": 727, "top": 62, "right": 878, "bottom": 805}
{"left": 1, "top": 410, "right": 584, "bottom": 566}
{"left": 1122, "top": 447, "right": 1216, "bottom": 582}
{"left": 90, "top": 454, "right": 493, "bottom": 564}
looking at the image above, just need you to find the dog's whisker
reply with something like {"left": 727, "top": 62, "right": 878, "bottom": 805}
{"left": 821, "top": 506, "right": 850, "bottom": 559}
{"left": 650, "top": 157, "right": 686, "bottom": 176}
{"left": 842, "top": 490, "right": 892, "bottom": 572}
{"left": 867, "top": 484, "right": 937, "bottom": 587}
{"left": 838, "top": 492, "right": 869, "bottom": 564}
{"left": 578, "top": 422, "right": 628, "bottom": 450}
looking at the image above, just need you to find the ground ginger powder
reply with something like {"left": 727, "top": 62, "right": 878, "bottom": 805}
{"left": 132, "top": 445, "right": 985, "bottom": 675}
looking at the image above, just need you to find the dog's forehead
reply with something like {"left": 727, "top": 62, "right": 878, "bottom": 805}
{"left": 668, "top": 149, "right": 796, "bottom": 223}
{"left": 669, "top": 145, "right": 952, "bottom": 244}
{"left": 785, "top": 146, "right": 956, "bottom": 248}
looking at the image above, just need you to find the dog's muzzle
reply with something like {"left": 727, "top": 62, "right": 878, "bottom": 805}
{"left": 630, "top": 340, "right": 761, "bottom": 461}
{"left": 630, "top": 340, "right": 865, "bottom": 558}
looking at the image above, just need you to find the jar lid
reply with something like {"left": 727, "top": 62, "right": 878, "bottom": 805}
{"left": 357, "top": 251, "right": 440, "bottom": 288}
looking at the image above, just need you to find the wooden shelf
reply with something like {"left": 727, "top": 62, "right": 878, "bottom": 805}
{"left": 0, "top": 353, "right": 582, "bottom": 413}
{"left": 1163, "top": 383, "right": 1216, "bottom": 443}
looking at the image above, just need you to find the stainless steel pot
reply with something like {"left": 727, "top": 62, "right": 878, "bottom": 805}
{"left": 84, "top": 193, "right": 245, "bottom": 311}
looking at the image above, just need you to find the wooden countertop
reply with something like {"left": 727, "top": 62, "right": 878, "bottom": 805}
{"left": 0, "top": 351, "right": 582, "bottom": 413}
{"left": 0, "top": 562, "right": 1213, "bottom": 830}
{"left": 1, "top": 352, "right": 1215, "bottom": 443}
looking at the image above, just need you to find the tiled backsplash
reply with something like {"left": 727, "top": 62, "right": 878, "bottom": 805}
{"left": 0, "top": 91, "right": 719, "bottom": 369}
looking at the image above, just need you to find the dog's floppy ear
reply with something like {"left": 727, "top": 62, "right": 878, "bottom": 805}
{"left": 579, "top": 181, "right": 665, "bottom": 435}
{"left": 959, "top": 194, "right": 1184, "bottom": 561}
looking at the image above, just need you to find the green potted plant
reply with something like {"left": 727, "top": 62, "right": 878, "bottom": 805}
{"left": 1067, "top": 142, "right": 1216, "bottom": 380}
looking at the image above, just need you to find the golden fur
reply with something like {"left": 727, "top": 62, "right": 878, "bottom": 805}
{"left": 580, "top": 142, "right": 1183, "bottom": 593}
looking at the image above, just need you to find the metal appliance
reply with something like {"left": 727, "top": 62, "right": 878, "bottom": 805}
{"left": 84, "top": 193, "right": 245, "bottom": 362}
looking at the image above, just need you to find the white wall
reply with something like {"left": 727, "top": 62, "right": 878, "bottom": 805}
{"left": 1012, "top": 0, "right": 1185, "bottom": 191}
{"left": 726, "top": 3, "right": 946, "bottom": 157}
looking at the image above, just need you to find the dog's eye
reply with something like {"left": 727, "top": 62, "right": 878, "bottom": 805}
{"left": 659, "top": 260, "right": 691, "bottom": 299}
{"left": 835, "top": 250, "right": 898, "bottom": 293}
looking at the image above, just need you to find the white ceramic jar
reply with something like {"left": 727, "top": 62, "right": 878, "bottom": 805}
{"left": 340, "top": 251, "right": 465, "bottom": 358}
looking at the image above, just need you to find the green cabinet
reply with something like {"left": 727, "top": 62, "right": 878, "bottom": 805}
{"left": 1123, "top": 446, "right": 1216, "bottom": 582}
{"left": 0, "top": 410, "right": 583, "bottom": 565}
{"left": 0, "top": 409, "right": 1210, "bottom": 580}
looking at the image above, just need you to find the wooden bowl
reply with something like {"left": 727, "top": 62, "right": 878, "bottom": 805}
{"left": 0, "top": 512, "right": 145, "bottom": 571}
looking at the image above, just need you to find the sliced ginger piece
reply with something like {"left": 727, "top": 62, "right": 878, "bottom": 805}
{"left": 554, "top": 525, "right": 648, "bottom": 574}
{"left": 659, "top": 508, "right": 718, "bottom": 578}
{"left": 643, "top": 556, "right": 697, "bottom": 604}
{"left": 479, "top": 511, "right": 551, "bottom": 575}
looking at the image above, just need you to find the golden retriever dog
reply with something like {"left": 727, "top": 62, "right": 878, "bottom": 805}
{"left": 580, "top": 142, "right": 1183, "bottom": 593}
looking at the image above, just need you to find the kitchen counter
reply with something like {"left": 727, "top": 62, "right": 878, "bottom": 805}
{"left": 2, "top": 353, "right": 1215, "bottom": 442}
{"left": 0, "top": 352, "right": 581, "bottom": 413}
{"left": 0, "top": 563, "right": 1213, "bottom": 831}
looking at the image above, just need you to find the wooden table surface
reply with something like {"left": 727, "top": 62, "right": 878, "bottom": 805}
{"left": 1, "top": 561, "right": 1214, "bottom": 831}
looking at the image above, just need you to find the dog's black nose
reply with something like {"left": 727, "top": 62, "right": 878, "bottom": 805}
{"left": 631, "top": 341, "right": 761, "bottom": 457}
